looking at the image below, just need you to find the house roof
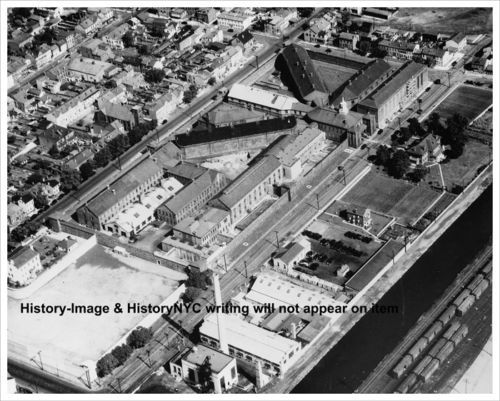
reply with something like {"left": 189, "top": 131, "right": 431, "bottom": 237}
{"left": 281, "top": 44, "right": 327, "bottom": 100}
{"left": 166, "top": 162, "right": 207, "bottom": 182}
{"left": 307, "top": 107, "right": 364, "bottom": 130}
{"left": 85, "top": 158, "right": 162, "bottom": 216}
{"left": 174, "top": 207, "right": 229, "bottom": 239}
{"left": 449, "top": 32, "right": 466, "bottom": 44}
{"left": 9, "top": 246, "right": 39, "bottom": 268}
{"left": 174, "top": 116, "right": 296, "bottom": 147}
{"left": 214, "top": 155, "right": 281, "bottom": 209}
{"left": 68, "top": 57, "right": 113, "bottom": 77}
{"left": 228, "top": 83, "right": 299, "bottom": 112}
{"left": 162, "top": 170, "right": 220, "bottom": 214}
{"left": 235, "top": 29, "right": 253, "bottom": 45}
{"left": 275, "top": 242, "right": 305, "bottom": 265}
{"left": 183, "top": 345, "right": 233, "bottom": 374}
{"left": 99, "top": 101, "right": 135, "bottom": 122}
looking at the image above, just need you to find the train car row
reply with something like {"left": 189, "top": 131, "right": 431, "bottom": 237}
{"left": 392, "top": 323, "right": 468, "bottom": 381}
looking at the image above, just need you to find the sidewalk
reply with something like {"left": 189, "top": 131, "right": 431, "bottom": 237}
{"left": 453, "top": 336, "right": 492, "bottom": 394}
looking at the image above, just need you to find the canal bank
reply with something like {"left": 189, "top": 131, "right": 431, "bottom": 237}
{"left": 292, "top": 184, "right": 492, "bottom": 393}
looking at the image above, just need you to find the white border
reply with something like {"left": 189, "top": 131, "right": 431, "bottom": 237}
{"left": 1, "top": 1, "right": 498, "bottom": 400}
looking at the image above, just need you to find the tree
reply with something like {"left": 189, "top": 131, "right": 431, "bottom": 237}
{"left": 298, "top": 8, "right": 314, "bottom": 18}
{"left": 371, "top": 47, "right": 387, "bottom": 59}
{"left": 59, "top": 168, "right": 82, "bottom": 192}
{"left": 111, "top": 344, "right": 133, "bottom": 366}
{"left": 182, "top": 286, "right": 202, "bottom": 303}
{"left": 33, "top": 193, "right": 50, "bottom": 209}
{"left": 198, "top": 357, "right": 214, "bottom": 392}
{"left": 96, "top": 354, "right": 119, "bottom": 378}
{"left": 207, "top": 77, "right": 216, "bottom": 86}
{"left": 48, "top": 144, "right": 60, "bottom": 158}
{"left": 409, "top": 166, "right": 428, "bottom": 183}
{"left": 341, "top": 9, "right": 351, "bottom": 24}
{"left": 388, "top": 150, "right": 410, "bottom": 179}
{"left": 79, "top": 161, "right": 95, "bottom": 181}
{"left": 126, "top": 326, "right": 153, "bottom": 349}
{"left": 94, "top": 146, "right": 112, "bottom": 168}
{"left": 122, "top": 31, "right": 134, "bottom": 48}
{"left": 26, "top": 172, "right": 44, "bottom": 185}
{"left": 375, "top": 145, "right": 391, "bottom": 166}
{"left": 138, "top": 44, "right": 149, "bottom": 55}
{"left": 407, "top": 117, "right": 426, "bottom": 138}
{"left": 127, "top": 122, "right": 152, "bottom": 146}
{"left": 12, "top": 8, "right": 32, "bottom": 18}
{"left": 426, "top": 112, "right": 445, "bottom": 136}
{"left": 144, "top": 68, "right": 165, "bottom": 83}
{"left": 186, "top": 269, "right": 212, "bottom": 289}
{"left": 108, "top": 134, "right": 130, "bottom": 159}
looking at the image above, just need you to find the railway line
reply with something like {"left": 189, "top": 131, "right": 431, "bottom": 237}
{"left": 357, "top": 244, "right": 492, "bottom": 393}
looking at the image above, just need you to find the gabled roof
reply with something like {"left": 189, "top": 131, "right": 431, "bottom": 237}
{"left": 281, "top": 44, "right": 327, "bottom": 99}
{"left": 235, "top": 29, "right": 253, "bottom": 45}
{"left": 9, "top": 246, "right": 39, "bottom": 268}
{"left": 84, "top": 158, "right": 162, "bottom": 216}
{"left": 166, "top": 162, "right": 207, "bottom": 182}
{"left": 214, "top": 155, "right": 281, "bottom": 209}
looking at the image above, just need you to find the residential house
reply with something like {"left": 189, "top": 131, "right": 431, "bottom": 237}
{"left": 407, "top": 134, "right": 444, "bottom": 166}
{"left": 8, "top": 246, "right": 43, "bottom": 286}
{"left": 102, "top": 24, "right": 129, "bottom": 50}
{"left": 273, "top": 241, "right": 311, "bottom": 271}
{"left": 445, "top": 32, "right": 467, "bottom": 52}
{"left": 338, "top": 32, "right": 359, "bottom": 50}
{"left": 303, "top": 18, "right": 331, "bottom": 43}
{"left": 345, "top": 205, "right": 372, "bottom": 230}
{"left": 378, "top": 40, "right": 419, "bottom": 60}
{"left": 217, "top": 10, "right": 253, "bottom": 31}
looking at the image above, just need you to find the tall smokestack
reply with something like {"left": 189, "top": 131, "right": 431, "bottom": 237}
{"left": 290, "top": 322, "right": 297, "bottom": 339}
{"left": 213, "top": 273, "right": 229, "bottom": 354}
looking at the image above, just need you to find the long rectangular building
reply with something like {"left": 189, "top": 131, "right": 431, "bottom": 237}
{"left": 210, "top": 155, "right": 283, "bottom": 226}
{"left": 199, "top": 313, "right": 301, "bottom": 376}
{"left": 76, "top": 158, "right": 163, "bottom": 230}
{"left": 357, "top": 61, "right": 428, "bottom": 128}
{"left": 280, "top": 44, "right": 329, "bottom": 106}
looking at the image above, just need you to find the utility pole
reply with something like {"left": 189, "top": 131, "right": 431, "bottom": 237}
{"left": 315, "top": 193, "right": 320, "bottom": 210}
{"left": 273, "top": 230, "right": 280, "bottom": 249}
{"left": 338, "top": 165, "right": 346, "bottom": 185}
{"left": 244, "top": 260, "right": 248, "bottom": 278}
{"left": 37, "top": 351, "right": 44, "bottom": 371}
{"left": 223, "top": 254, "right": 228, "bottom": 273}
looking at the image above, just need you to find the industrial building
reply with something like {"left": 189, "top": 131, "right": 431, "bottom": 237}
{"left": 227, "top": 83, "right": 313, "bottom": 117}
{"left": 210, "top": 155, "right": 283, "bottom": 226}
{"left": 75, "top": 158, "right": 163, "bottom": 231}
{"left": 356, "top": 61, "right": 428, "bottom": 128}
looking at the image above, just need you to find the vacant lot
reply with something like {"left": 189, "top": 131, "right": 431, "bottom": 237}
{"left": 341, "top": 172, "right": 414, "bottom": 214}
{"left": 201, "top": 151, "right": 259, "bottom": 180}
{"left": 384, "top": 8, "right": 492, "bottom": 34}
{"left": 433, "top": 85, "right": 492, "bottom": 122}
{"left": 440, "top": 140, "right": 492, "bottom": 189}
{"left": 389, "top": 186, "right": 442, "bottom": 225}
{"left": 8, "top": 245, "right": 185, "bottom": 367}
{"left": 313, "top": 60, "right": 357, "bottom": 93}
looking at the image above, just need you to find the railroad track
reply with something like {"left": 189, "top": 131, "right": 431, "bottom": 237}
{"left": 357, "top": 244, "right": 492, "bottom": 393}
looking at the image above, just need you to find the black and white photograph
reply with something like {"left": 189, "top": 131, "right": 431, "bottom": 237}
{"left": 1, "top": 1, "right": 497, "bottom": 399}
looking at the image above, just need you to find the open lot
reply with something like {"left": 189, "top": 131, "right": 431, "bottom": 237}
{"left": 201, "top": 151, "right": 259, "bottom": 181}
{"left": 341, "top": 171, "right": 442, "bottom": 225}
{"left": 389, "top": 185, "right": 442, "bottom": 225}
{"left": 341, "top": 172, "right": 414, "bottom": 215}
{"left": 313, "top": 60, "right": 357, "bottom": 93}
{"left": 433, "top": 85, "right": 492, "bottom": 122}
{"left": 8, "top": 245, "right": 185, "bottom": 366}
{"left": 440, "top": 140, "right": 492, "bottom": 189}
{"left": 384, "top": 8, "right": 492, "bottom": 34}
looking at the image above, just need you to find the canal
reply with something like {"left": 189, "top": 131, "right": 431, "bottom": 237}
{"left": 293, "top": 185, "right": 492, "bottom": 393}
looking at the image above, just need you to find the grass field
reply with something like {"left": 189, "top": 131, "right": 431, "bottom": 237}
{"left": 440, "top": 140, "right": 492, "bottom": 189}
{"left": 384, "top": 8, "right": 492, "bottom": 34}
{"left": 341, "top": 172, "right": 414, "bottom": 214}
{"left": 8, "top": 245, "right": 185, "bottom": 366}
{"left": 433, "top": 85, "right": 492, "bottom": 122}
{"left": 389, "top": 186, "right": 442, "bottom": 225}
{"left": 341, "top": 171, "right": 442, "bottom": 225}
{"left": 313, "top": 60, "right": 357, "bottom": 93}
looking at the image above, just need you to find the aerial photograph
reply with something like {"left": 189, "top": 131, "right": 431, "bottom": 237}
{"left": 2, "top": 2, "right": 496, "bottom": 399}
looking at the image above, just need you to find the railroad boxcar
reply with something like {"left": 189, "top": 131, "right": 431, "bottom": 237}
{"left": 438, "top": 305, "right": 457, "bottom": 326}
{"left": 456, "top": 295, "right": 475, "bottom": 317}
{"left": 422, "top": 321, "right": 443, "bottom": 343}
{"left": 407, "top": 337, "right": 429, "bottom": 361}
{"left": 442, "top": 321, "right": 461, "bottom": 340}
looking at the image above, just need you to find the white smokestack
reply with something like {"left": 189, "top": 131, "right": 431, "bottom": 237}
{"left": 213, "top": 273, "right": 229, "bottom": 354}
{"left": 290, "top": 322, "right": 297, "bottom": 339}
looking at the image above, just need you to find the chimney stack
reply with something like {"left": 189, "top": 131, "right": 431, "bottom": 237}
{"left": 213, "top": 273, "right": 229, "bottom": 354}
{"left": 290, "top": 322, "right": 297, "bottom": 339}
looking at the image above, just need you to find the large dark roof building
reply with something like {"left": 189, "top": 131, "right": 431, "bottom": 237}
{"left": 279, "top": 44, "right": 329, "bottom": 106}
{"left": 332, "top": 59, "right": 394, "bottom": 107}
